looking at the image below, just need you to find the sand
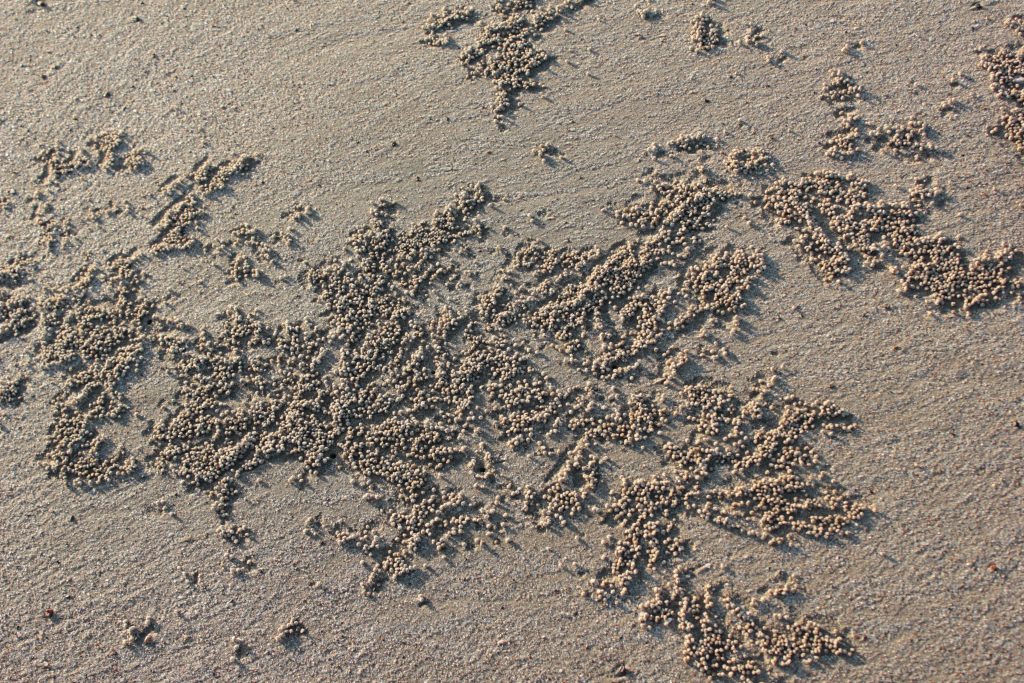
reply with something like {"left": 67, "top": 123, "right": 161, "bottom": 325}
{"left": 1, "top": 1, "right": 1022, "bottom": 681}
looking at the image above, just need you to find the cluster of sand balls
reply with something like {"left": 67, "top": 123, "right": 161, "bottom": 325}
{"left": 122, "top": 616, "right": 158, "bottom": 648}
{"left": 522, "top": 438, "right": 601, "bottom": 528}
{"left": 820, "top": 70, "right": 862, "bottom": 108}
{"left": 23, "top": 133, "right": 147, "bottom": 254}
{"left": 0, "top": 252, "right": 31, "bottom": 288}
{"left": 647, "top": 132, "right": 720, "bottom": 158}
{"left": 37, "top": 256, "right": 159, "bottom": 483}
{"left": 635, "top": 570, "right": 851, "bottom": 682}
{"left": 3, "top": 135, "right": 923, "bottom": 681}
{"left": 520, "top": 390, "right": 679, "bottom": 529}
{"left": 689, "top": 12, "right": 724, "bottom": 53}
{"left": 980, "top": 14, "right": 1024, "bottom": 157}
{"left": 145, "top": 256, "right": 501, "bottom": 578}
{"left": 299, "top": 190, "right": 545, "bottom": 590}
{"left": 682, "top": 246, "right": 766, "bottom": 317}
{"left": 613, "top": 167, "right": 733, "bottom": 237}
{"left": 648, "top": 578, "right": 765, "bottom": 682}
{"left": 582, "top": 377, "right": 861, "bottom": 678}
{"left": 152, "top": 310, "right": 339, "bottom": 515}
{"left": 531, "top": 141, "right": 559, "bottom": 161}
{"left": 419, "top": 4, "right": 477, "bottom": 47}
{"left": 0, "top": 374, "right": 26, "bottom": 408}
{"left": 587, "top": 475, "right": 689, "bottom": 603}
{"left": 219, "top": 522, "right": 254, "bottom": 545}
{"left": 0, "top": 289, "right": 37, "bottom": 342}
{"left": 634, "top": 0, "right": 659, "bottom": 22}
{"left": 725, "top": 147, "right": 775, "bottom": 177}
{"left": 477, "top": 168, "right": 764, "bottom": 384}
{"left": 33, "top": 130, "right": 146, "bottom": 185}
{"left": 762, "top": 171, "right": 1022, "bottom": 310}
{"left": 822, "top": 110, "right": 865, "bottom": 161}
{"left": 348, "top": 183, "right": 489, "bottom": 294}
{"left": 33, "top": 146, "right": 89, "bottom": 185}
{"left": 870, "top": 117, "right": 937, "bottom": 160}
{"left": 274, "top": 617, "right": 307, "bottom": 645}
{"left": 151, "top": 154, "right": 258, "bottom": 253}
{"left": 10, "top": 127, "right": 1021, "bottom": 682}
{"left": 444, "top": 154, "right": 864, "bottom": 678}
{"left": 739, "top": 24, "right": 768, "bottom": 50}
{"left": 215, "top": 222, "right": 296, "bottom": 284}
{"left": 35, "top": 205, "right": 78, "bottom": 254}
{"left": 421, "top": 0, "right": 595, "bottom": 127}
{"left": 86, "top": 131, "right": 148, "bottom": 174}
{"left": 591, "top": 373, "right": 866, "bottom": 583}
{"left": 819, "top": 71, "right": 937, "bottom": 161}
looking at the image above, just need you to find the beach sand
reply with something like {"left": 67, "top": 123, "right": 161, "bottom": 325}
{"left": 1, "top": 1, "right": 1022, "bottom": 681}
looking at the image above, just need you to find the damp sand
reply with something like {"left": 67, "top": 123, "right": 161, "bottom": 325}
{"left": 1, "top": 2, "right": 1023, "bottom": 682}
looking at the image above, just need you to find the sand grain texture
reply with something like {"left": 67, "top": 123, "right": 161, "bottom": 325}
{"left": 1, "top": 1, "right": 1023, "bottom": 682}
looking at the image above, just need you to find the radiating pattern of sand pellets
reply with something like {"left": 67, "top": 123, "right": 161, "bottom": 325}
{"left": 477, "top": 167, "right": 764, "bottom": 381}
{"left": 0, "top": 136, "right": 878, "bottom": 680}
{"left": 643, "top": 134, "right": 1021, "bottom": 312}
{"left": 422, "top": 0, "right": 595, "bottom": 128}
{"left": 4, "top": 114, "right": 1022, "bottom": 680}
{"left": 150, "top": 155, "right": 258, "bottom": 253}
{"left": 33, "top": 131, "right": 147, "bottom": 185}
{"left": 0, "top": 2, "right": 1022, "bottom": 681}
{"left": 762, "top": 173, "right": 1022, "bottom": 311}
